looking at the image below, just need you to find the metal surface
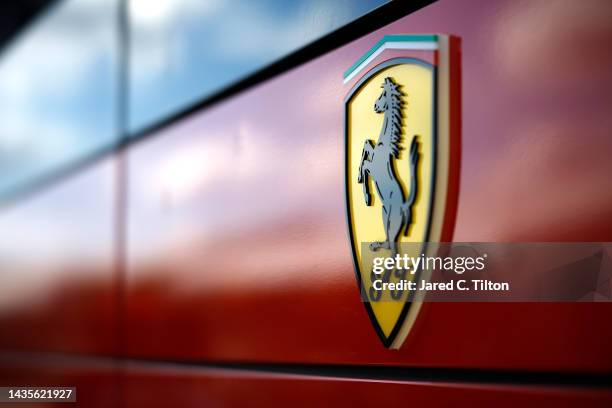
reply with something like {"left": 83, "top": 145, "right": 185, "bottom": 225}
{"left": 0, "top": 0, "right": 611, "bottom": 405}
{"left": 123, "top": 0, "right": 612, "bottom": 372}
{"left": 0, "top": 158, "right": 119, "bottom": 355}
{"left": 123, "top": 365, "right": 612, "bottom": 407}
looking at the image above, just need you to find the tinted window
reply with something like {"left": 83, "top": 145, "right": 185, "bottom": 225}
{"left": 128, "top": 0, "right": 388, "bottom": 132}
{"left": 0, "top": 0, "right": 118, "bottom": 198}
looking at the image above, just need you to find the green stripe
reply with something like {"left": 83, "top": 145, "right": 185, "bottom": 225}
{"left": 343, "top": 34, "right": 438, "bottom": 79}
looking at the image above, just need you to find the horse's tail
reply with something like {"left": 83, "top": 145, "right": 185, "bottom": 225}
{"left": 403, "top": 136, "right": 420, "bottom": 236}
{"left": 402, "top": 203, "right": 412, "bottom": 236}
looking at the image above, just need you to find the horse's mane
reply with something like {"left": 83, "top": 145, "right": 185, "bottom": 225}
{"left": 380, "top": 77, "right": 404, "bottom": 158}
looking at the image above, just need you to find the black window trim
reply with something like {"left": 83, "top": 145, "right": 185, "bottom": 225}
{"left": 0, "top": 0, "right": 436, "bottom": 208}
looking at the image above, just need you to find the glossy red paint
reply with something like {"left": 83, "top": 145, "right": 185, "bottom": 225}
{"left": 123, "top": 365, "right": 612, "bottom": 408}
{"left": 124, "top": 0, "right": 612, "bottom": 372}
{"left": 3, "top": 355, "right": 610, "bottom": 407}
{"left": 0, "top": 0, "right": 611, "bottom": 406}
{"left": 0, "top": 159, "right": 120, "bottom": 355}
{"left": 0, "top": 355, "right": 120, "bottom": 408}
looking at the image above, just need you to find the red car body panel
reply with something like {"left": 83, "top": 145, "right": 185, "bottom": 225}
{"left": 1, "top": 0, "right": 611, "bottom": 406}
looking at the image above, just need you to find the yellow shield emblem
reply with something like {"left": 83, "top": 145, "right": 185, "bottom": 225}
{"left": 344, "top": 35, "right": 461, "bottom": 348}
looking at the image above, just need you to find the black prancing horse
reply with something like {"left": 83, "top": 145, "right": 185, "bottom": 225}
{"left": 357, "top": 77, "right": 420, "bottom": 261}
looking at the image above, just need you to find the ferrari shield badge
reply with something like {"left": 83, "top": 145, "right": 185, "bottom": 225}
{"left": 344, "top": 35, "right": 461, "bottom": 348}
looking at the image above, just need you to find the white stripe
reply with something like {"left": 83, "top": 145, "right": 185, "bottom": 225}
{"left": 343, "top": 41, "right": 438, "bottom": 84}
